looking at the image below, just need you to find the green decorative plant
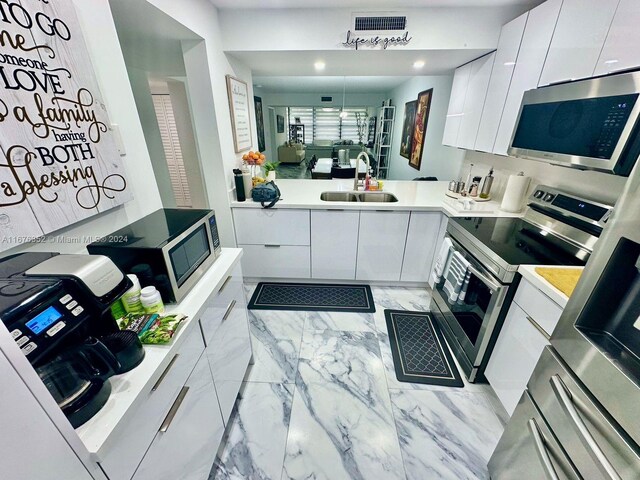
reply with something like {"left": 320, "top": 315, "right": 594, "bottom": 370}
{"left": 263, "top": 161, "right": 280, "bottom": 175}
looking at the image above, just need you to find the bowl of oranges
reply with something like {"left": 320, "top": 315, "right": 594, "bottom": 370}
{"left": 242, "top": 151, "right": 266, "bottom": 186}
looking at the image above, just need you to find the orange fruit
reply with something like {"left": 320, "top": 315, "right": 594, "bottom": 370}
{"left": 259, "top": 154, "right": 266, "bottom": 160}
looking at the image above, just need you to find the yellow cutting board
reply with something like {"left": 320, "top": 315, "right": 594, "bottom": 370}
{"left": 535, "top": 267, "right": 583, "bottom": 298}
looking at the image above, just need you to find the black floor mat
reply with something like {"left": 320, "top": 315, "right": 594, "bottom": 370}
{"left": 385, "top": 309, "right": 463, "bottom": 387}
{"left": 248, "top": 282, "right": 376, "bottom": 313}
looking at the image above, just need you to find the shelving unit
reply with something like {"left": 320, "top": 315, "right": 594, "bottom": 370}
{"left": 289, "top": 124, "right": 305, "bottom": 144}
{"left": 367, "top": 116, "right": 376, "bottom": 145}
{"left": 373, "top": 106, "right": 395, "bottom": 179}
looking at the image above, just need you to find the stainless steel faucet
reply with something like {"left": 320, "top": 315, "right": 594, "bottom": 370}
{"left": 354, "top": 152, "right": 370, "bottom": 191}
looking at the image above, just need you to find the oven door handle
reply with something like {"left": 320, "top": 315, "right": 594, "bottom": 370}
{"left": 467, "top": 265, "right": 501, "bottom": 292}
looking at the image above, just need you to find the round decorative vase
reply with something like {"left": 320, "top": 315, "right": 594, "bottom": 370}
{"left": 266, "top": 171, "right": 276, "bottom": 182}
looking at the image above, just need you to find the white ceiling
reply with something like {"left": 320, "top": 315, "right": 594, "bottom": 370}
{"left": 210, "top": 0, "right": 540, "bottom": 9}
{"left": 253, "top": 76, "right": 413, "bottom": 93}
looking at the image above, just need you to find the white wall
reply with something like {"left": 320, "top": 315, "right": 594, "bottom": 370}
{"left": 388, "top": 76, "right": 465, "bottom": 181}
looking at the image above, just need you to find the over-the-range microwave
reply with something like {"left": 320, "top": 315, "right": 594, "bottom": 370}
{"left": 508, "top": 70, "right": 640, "bottom": 176}
{"left": 88, "top": 209, "right": 221, "bottom": 303}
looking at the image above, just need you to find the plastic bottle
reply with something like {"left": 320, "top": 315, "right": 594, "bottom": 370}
{"left": 140, "top": 286, "right": 165, "bottom": 315}
{"left": 110, "top": 298, "right": 127, "bottom": 321}
{"left": 121, "top": 274, "right": 145, "bottom": 314}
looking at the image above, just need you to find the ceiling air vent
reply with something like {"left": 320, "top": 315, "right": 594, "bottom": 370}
{"left": 354, "top": 15, "right": 406, "bottom": 32}
{"left": 321, "top": 96, "right": 333, "bottom": 102}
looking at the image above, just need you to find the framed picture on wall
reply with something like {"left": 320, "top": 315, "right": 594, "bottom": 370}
{"left": 226, "top": 75, "right": 252, "bottom": 152}
{"left": 399, "top": 100, "right": 417, "bottom": 159}
{"left": 276, "top": 114, "right": 285, "bottom": 133}
{"left": 409, "top": 88, "right": 433, "bottom": 171}
{"left": 254, "top": 96, "right": 266, "bottom": 152}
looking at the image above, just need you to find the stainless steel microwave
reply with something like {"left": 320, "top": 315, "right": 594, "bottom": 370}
{"left": 508, "top": 71, "right": 640, "bottom": 176}
{"left": 87, "top": 209, "right": 221, "bottom": 303}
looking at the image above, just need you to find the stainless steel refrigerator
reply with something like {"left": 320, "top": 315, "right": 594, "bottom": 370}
{"left": 488, "top": 162, "right": 640, "bottom": 478}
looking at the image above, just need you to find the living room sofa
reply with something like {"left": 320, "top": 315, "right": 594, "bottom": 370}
{"left": 277, "top": 143, "right": 306, "bottom": 164}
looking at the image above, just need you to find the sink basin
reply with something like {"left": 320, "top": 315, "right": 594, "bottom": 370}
{"left": 320, "top": 192, "right": 359, "bottom": 202}
{"left": 320, "top": 191, "right": 399, "bottom": 203}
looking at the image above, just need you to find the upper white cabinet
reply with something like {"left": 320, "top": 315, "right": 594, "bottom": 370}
{"left": 595, "top": 0, "right": 640, "bottom": 76}
{"left": 457, "top": 53, "right": 496, "bottom": 150}
{"left": 538, "top": 0, "right": 619, "bottom": 86}
{"left": 400, "top": 212, "right": 442, "bottom": 282}
{"left": 442, "top": 62, "right": 472, "bottom": 147}
{"left": 494, "top": 0, "right": 563, "bottom": 155}
{"left": 311, "top": 210, "right": 360, "bottom": 280}
{"left": 356, "top": 211, "right": 410, "bottom": 281}
{"left": 475, "top": 13, "right": 528, "bottom": 153}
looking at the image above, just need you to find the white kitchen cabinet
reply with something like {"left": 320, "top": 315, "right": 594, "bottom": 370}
{"left": 400, "top": 212, "right": 442, "bottom": 282}
{"left": 240, "top": 244, "right": 311, "bottom": 278}
{"left": 311, "top": 210, "right": 360, "bottom": 280}
{"left": 475, "top": 13, "right": 528, "bottom": 153}
{"left": 356, "top": 211, "right": 410, "bottom": 281}
{"left": 233, "top": 209, "right": 310, "bottom": 246}
{"left": 132, "top": 355, "right": 225, "bottom": 480}
{"left": 539, "top": 0, "right": 619, "bottom": 86}
{"left": 494, "top": 0, "right": 563, "bottom": 155}
{"left": 595, "top": 0, "right": 640, "bottom": 76}
{"left": 442, "top": 62, "right": 472, "bottom": 147}
{"left": 457, "top": 52, "right": 496, "bottom": 150}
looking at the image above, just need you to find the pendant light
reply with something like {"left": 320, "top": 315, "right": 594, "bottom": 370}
{"left": 339, "top": 76, "right": 348, "bottom": 119}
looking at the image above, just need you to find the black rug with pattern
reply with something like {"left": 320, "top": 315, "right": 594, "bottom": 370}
{"left": 248, "top": 282, "right": 376, "bottom": 313}
{"left": 385, "top": 310, "right": 463, "bottom": 387}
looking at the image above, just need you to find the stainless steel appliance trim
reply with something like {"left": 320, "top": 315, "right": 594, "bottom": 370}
{"left": 550, "top": 375, "right": 623, "bottom": 480}
{"left": 508, "top": 71, "right": 640, "bottom": 174}
{"left": 222, "top": 299, "right": 236, "bottom": 322}
{"left": 524, "top": 209, "right": 598, "bottom": 258}
{"left": 219, "top": 275, "right": 232, "bottom": 293}
{"left": 527, "top": 315, "right": 551, "bottom": 341}
{"left": 152, "top": 354, "right": 179, "bottom": 392}
{"left": 467, "top": 264, "right": 500, "bottom": 292}
{"left": 159, "top": 386, "right": 189, "bottom": 433}
{"left": 161, "top": 211, "right": 217, "bottom": 303}
{"left": 528, "top": 418, "right": 561, "bottom": 480}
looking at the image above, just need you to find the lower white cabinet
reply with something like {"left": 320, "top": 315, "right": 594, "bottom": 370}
{"left": 401, "top": 212, "right": 442, "bottom": 282}
{"left": 356, "top": 211, "right": 410, "bottom": 281}
{"left": 240, "top": 244, "right": 311, "bottom": 278}
{"left": 132, "top": 355, "right": 225, "bottom": 480}
{"left": 311, "top": 210, "right": 360, "bottom": 280}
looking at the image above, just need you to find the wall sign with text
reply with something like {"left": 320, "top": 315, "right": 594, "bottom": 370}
{"left": 226, "top": 75, "right": 252, "bottom": 153}
{"left": 0, "top": 0, "right": 132, "bottom": 251}
{"left": 342, "top": 30, "right": 412, "bottom": 50}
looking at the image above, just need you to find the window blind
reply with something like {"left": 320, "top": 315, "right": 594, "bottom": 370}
{"left": 152, "top": 95, "right": 192, "bottom": 208}
{"left": 287, "top": 106, "right": 369, "bottom": 143}
{"left": 287, "top": 107, "right": 313, "bottom": 143}
{"left": 340, "top": 108, "right": 369, "bottom": 143}
{"left": 314, "top": 108, "right": 340, "bottom": 141}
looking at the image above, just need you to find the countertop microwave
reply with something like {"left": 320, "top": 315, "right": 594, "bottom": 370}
{"left": 509, "top": 71, "right": 640, "bottom": 176}
{"left": 88, "top": 209, "right": 221, "bottom": 303}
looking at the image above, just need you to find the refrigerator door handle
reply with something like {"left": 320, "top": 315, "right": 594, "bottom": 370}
{"left": 550, "top": 375, "right": 622, "bottom": 480}
{"left": 528, "top": 418, "right": 561, "bottom": 480}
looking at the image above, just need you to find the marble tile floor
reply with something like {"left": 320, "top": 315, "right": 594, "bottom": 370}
{"left": 211, "top": 285, "right": 505, "bottom": 480}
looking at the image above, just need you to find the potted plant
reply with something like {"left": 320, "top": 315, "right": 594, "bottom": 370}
{"left": 263, "top": 161, "right": 280, "bottom": 182}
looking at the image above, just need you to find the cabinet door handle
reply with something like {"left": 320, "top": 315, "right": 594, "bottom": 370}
{"left": 152, "top": 354, "right": 179, "bottom": 392}
{"left": 159, "top": 386, "right": 189, "bottom": 433}
{"left": 264, "top": 244, "right": 281, "bottom": 248}
{"left": 528, "top": 418, "right": 560, "bottom": 480}
{"left": 550, "top": 375, "right": 622, "bottom": 480}
{"left": 526, "top": 316, "right": 551, "bottom": 341}
{"left": 219, "top": 275, "right": 232, "bottom": 293}
{"left": 223, "top": 299, "right": 236, "bottom": 322}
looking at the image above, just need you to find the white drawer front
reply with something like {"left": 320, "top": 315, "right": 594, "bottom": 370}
{"left": 132, "top": 355, "right": 224, "bottom": 480}
{"left": 514, "top": 279, "right": 563, "bottom": 337}
{"left": 200, "top": 263, "right": 245, "bottom": 345}
{"left": 233, "top": 209, "right": 310, "bottom": 246}
{"left": 240, "top": 244, "right": 311, "bottom": 278}
{"left": 100, "top": 327, "right": 204, "bottom": 480}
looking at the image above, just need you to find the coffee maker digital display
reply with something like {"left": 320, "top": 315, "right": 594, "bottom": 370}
{"left": 26, "top": 306, "right": 63, "bottom": 335}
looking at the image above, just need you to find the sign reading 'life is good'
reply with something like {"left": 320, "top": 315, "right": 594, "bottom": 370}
{"left": 0, "top": 0, "right": 132, "bottom": 251}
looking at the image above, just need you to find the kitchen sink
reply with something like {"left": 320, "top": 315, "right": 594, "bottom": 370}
{"left": 320, "top": 191, "right": 398, "bottom": 203}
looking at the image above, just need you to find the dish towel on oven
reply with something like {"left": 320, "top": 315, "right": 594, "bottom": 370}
{"left": 443, "top": 251, "right": 471, "bottom": 304}
{"left": 429, "top": 238, "right": 454, "bottom": 287}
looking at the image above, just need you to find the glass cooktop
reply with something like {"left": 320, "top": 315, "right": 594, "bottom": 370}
{"left": 449, "top": 217, "right": 586, "bottom": 267}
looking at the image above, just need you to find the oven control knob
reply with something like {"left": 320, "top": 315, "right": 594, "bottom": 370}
{"left": 534, "top": 190, "right": 545, "bottom": 199}
{"left": 544, "top": 193, "right": 556, "bottom": 202}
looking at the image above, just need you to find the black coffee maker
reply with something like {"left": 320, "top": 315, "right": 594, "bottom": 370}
{"left": 0, "top": 252, "right": 144, "bottom": 427}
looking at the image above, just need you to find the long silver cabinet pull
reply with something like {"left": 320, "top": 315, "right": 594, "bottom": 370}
{"left": 219, "top": 275, "right": 232, "bottom": 293}
{"left": 264, "top": 244, "right": 281, "bottom": 248}
{"left": 527, "top": 316, "right": 551, "bottom": 341}
{"left": 223, "top": 299, "right": 236, "bottom": 322}
{"left": 152, "top": 354, "right": 179, "bottom": 392}
{"left": 550, "top": 375, "right": 622, "bottom": 480}
{"left": 159, "top": 386, "right": 189, "bottom": 433}
{"left": 528, "top": 418, "right": 560, "bottom": 480}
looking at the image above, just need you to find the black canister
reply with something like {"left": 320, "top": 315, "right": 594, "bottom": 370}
{"left": 234, "top": 169, "right": 246, "bottom": 202}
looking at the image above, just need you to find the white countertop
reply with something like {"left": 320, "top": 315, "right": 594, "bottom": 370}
{"left": 76, "top": 248, "right": 243, "bottom": 457}
{"left": 518, "top": 264, "right": 584, "bottom": 308}
{"left": 231, "top": 179, "right": 522, "bottom": 218}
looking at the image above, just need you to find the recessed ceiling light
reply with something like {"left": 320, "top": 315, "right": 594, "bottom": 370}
{"left": 314, "top": 61, "right": 326, "bottom": 71}
{"left": 413, "top": 60, "right": 425, "bottom": 69}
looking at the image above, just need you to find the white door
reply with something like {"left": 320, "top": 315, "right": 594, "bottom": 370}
{"left": 475, "top": 13, "right": 528, "bottom": 153}
{"left": 442, "top": 62, "right": 472, "bottom": 147}
{"left": 311, "top": 210, "right": 360, "bottom": 280}
{"left": 595, "top": 0, "right": 640, "bottom": 76}
{"left": 457, "top": 53, "right": 496, "bottom": 150}
{"left": 400, "top": 212, "right": 442, "bottom": 282}
{"left": 539, "top": 0, "right": 619, "bottom": 86}
{"left": 494, "top": 0, "right": 563, "bottom": 155}
{"left": 356, "top": 211, "right": 410, "bottom": 281}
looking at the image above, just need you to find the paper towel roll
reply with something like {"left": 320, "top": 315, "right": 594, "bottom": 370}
{"left": 500, "top": 174, "right": 530, "bottom": 213}
{"left": 242, "top": 171, "right": 253, "bottom": 198}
